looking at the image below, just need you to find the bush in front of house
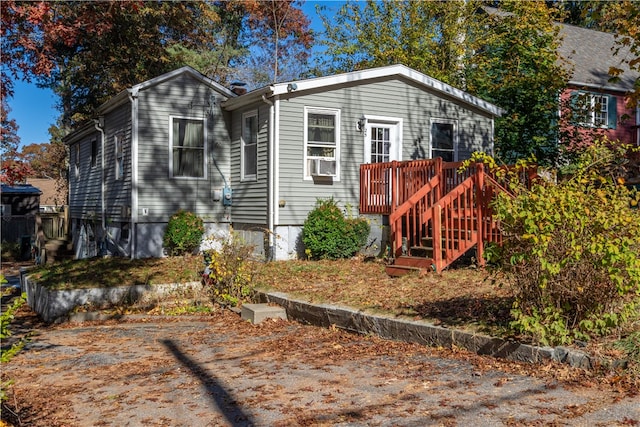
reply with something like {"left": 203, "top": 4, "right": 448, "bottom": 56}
{"left": 202, "top": 229, "right": 256, "bottom": 307}
{"left": 490, "top": 143, "right": 640, "bottom": 346}
{"left": 163, "top": 210, "right": 204, "bottom": 256}
{"left": 302, "top": 198, "right": 370, "bottom": 260}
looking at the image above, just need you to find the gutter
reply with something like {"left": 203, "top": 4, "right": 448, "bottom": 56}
{"left": 261, "top": 93, "right": 276, "bottom": 261}
{"left": 568, "top": 80, "right": 635, "bottom": 94}
{"left": 93, "top": 118, "right": 106, "bottom": 243}
{"left": 128, "top": 88, "right": 140, "bottom": 259}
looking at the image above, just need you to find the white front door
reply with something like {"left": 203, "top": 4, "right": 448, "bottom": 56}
{"left": 363, "top": 119, "right": 402, "bottom": 206}
{"left": 364, "top": 120, "right": 401, "bottom": 164}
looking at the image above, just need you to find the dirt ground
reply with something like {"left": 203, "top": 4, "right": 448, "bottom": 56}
{"left": 2, "top": 260, "right": 639, "bottom": 426}
{"left": 2, "top": 303, "right": 639, "bottom": 426}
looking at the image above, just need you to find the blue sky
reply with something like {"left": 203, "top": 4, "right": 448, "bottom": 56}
{"left": 7, "top": 0, "right": 342, "bottom": 149}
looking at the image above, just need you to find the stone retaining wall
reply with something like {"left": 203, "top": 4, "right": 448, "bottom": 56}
{"left": 258, "top": 291, "right": 594, "bottom": 369}
{"left": 23, "top": 271, "right": 201, "bottom": 323}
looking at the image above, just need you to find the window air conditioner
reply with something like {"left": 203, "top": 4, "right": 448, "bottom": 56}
{"left": 309, "top": 158, "right": 336, "bottom": 177}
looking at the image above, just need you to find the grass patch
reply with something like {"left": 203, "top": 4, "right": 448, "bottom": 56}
{"left": 254, "top": 258, "right": 513, "bottom": 336}
{"left": 27, "top": 256, "right": 204, "bottom": 290}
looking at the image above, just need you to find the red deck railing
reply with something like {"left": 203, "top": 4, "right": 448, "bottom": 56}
{"left": 360, "top": 159, "right": 537, "bottom": 272}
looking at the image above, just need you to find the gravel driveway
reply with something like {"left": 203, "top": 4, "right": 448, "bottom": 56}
{"left": 3, "top": 308, "right": 638, "bottom": 427}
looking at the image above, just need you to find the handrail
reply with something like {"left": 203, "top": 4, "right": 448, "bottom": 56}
{"left": 432, "top": 175, "right": 478, "bottom": 272}
{"left": 361, "top": 159, "right": 538, "bottom": 273}
{"left": 360, "top": 158, "right": 440, "bottom": 214}
{"left": 388, "top": 175, "right": 441, "bottom": 258}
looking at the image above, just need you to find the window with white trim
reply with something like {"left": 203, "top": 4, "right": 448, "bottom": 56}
{"left": 241, "top": 110, "right": 258, "bottom": 180}
{"left": 115, "top": 134, "right": 124, "bottom": 180}
{"left": 170, "top": 116, "right": 206, "bottom": 178}
{"left": 74, "top": 144, "right": 80, "bottom": 179}
{"left": 304, "top": 107, "right": 340, "bottom": 179}
{"left": 430, "top": 119, "right": 457, "bottom": 162}
{"left": 572, "top": 91, "right": 617, "bottom": 129}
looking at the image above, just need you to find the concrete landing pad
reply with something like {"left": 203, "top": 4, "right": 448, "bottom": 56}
{"left": 241, "top": 303, "right": 287, "bottom": 324}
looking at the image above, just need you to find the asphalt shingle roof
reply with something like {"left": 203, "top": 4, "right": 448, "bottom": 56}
{"left": 558, "top": 23, "right": 639, "bottom": 92}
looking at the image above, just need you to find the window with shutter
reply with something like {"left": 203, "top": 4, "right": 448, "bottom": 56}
{"left": 571, "top": 91, "right": 617, "bottom": 129}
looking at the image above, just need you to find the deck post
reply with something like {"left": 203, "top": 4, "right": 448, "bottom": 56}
{"left": 475, "top": 163, "right": 485, "bottom": 267}
{"left": 432, "top": 204, "right": 442, "bottom": 272}
{"left": 390, "top": 161, "right": 398, "bottom": 214}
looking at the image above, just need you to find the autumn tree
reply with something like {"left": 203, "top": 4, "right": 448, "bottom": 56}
{"left": 239, "top": 0, "right": 314, "bottom": 86}
{"left": 1, "top": 1, "right": 213, "bottom": 126}
{"left": 166, "top": 1, "right": 248, "bottom": 87}
{"left": 0, "top": 98, "right": 31, "bottom": 185}
{"left": 19, "top": 140, "right": 66, "bottom": 181}
{"left": 601, "top": 1, "right": 640, "bottom": 109}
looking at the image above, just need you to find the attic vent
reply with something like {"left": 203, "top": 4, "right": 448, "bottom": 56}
{"left": 230, "top": 81, "right": 247, "bottom": 96}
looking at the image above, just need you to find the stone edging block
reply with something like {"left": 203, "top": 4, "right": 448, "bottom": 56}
{"left": 258, "top": 291, "right": 593, "bottom": 369}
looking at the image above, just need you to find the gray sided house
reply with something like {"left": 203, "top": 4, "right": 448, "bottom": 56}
{"left": 64, "top": 65, "right": 501, "bottom": 261}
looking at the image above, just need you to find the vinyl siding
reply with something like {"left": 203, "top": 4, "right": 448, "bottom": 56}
{"left": 68, "top": 131, "right": 102, "bottom": 220}
{"left": 103, "top": 103, "right": 132, "bottom": 222}
{"left": 229, "top": 103, "right": 270, "bottom": 225}
{"left": 135, "top": 73, "right": 232, "bottom": 223}
{"left": 275, "top": 76, "right": 494, "bottom": 225}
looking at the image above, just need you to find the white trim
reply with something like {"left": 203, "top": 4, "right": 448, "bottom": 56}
{"left": 429, "top": 118, "right": 459, "bottom": 162}
{"left": 240, "top": 110, "right": 258, "bottom": 181}
{"left": 114, "top": 133, "right": 124, "bottom": 180}
{"left": 303, "top": 106, "right": 341, "bottom": 181}
{"left": 274, "top": 97, "right": 281, "bottom": 226}
{"left": 129, "top": 90, "right": 139, "bottom": 259}
{"left": 362, "top": 115, "right": 403, "bottom": 163}
{"left": 133, "top": 66, "right": 236, "bottom": 98}
{"left": 168, "top": 115, "right": 208, "bottom": 179}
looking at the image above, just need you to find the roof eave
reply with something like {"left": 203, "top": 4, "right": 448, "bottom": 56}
{"left": 568, "top": 80, "right": 635, "bottom": 94}
{"left": 221, "top": 86, "right": 274, "bottom": 110}
{"left": 223, "top": 65, "right": 502, "bottom": 117}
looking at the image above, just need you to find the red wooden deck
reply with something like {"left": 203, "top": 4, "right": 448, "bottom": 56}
{"left": 360, "top": 159, "right": 536, "bottom": 274}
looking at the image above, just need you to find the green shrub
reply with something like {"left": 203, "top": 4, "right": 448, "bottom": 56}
{"left": 1, "top": 241, "right": 21, "bottom": 261}
{"left": 202, "top": 230, "right": 256, "bottom": 307}
{"left": 302, "top": 199, "right": 370, "bottom": 260}
{"left": 490, "top": 144, "right": 640, "bottom": 346}
{"left": 1, "top": 274, "right": 26, "bottom": 403}
{"left": 163, "top": 210, "right": 204, "bottom": 256}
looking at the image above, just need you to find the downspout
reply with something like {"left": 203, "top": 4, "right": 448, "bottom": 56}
{"left": 93, "top": 117, "right": 106, "bottom": 247}
{"left": 128, "top": 88, "right": 140, "bottom": 259}
{"left": 261, "top": 93, "right": 276, "bottom": 261}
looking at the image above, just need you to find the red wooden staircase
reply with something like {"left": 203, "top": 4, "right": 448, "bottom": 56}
{"left": 360, "top": 158, "right": 535, "bottom": 276}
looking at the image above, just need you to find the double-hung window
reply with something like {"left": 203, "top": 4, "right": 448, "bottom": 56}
{"left": 115, "top": 134, "right": 124, "bottom": 180}
{"left": 241, "top": 110, "right": 258, "bottom": 181}
{"left": 573, "top": 92, "right": 617, "bottom": 129}
{"left": 170, "top": 116, "right": 206, "bottom": 178}
{"left": 74, "top": 144, "right": 80, "bottom": 179}
{"left": 304, "top": 107, "right": 340, "bottom": 179}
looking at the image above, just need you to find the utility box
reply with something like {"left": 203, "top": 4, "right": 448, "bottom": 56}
{"left": 222, "top": 187, "right": 232, "bottom": 206}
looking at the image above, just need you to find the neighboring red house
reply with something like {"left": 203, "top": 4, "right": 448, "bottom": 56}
{"left": 558, "top": 23, "right": 639, "bottom": 148}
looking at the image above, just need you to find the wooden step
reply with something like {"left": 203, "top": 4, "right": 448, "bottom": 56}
{"left": 385, "top": 264, "right": 423, "bottom": 277}
{"left": 385, "top": 255, "right": 435, "bottom": 277}
{"left": 410, "top": 245, "right": 445, "bottom": 259}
